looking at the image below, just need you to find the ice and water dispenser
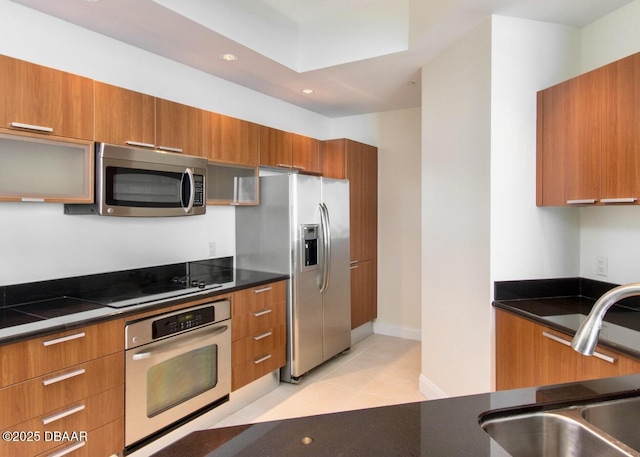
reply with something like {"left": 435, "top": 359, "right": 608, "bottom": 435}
{"left": 300, "top": 225, "right": 319, "bottom": 271}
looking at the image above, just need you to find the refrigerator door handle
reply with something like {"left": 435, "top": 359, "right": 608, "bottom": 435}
{"left": 319, "top": 203, "right": 331, "bottom": 294}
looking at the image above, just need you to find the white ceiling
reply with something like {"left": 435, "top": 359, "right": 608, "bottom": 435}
{"left": 9, "top": 0, "right": 634, "bottom": 117}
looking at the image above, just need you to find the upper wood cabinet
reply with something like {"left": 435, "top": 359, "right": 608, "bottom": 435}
{"left": 156, "top": 98, "right": 211, "bottom": 156}
{"left": 94, "top": 82, "right": 156, "bottom": 147}
{"left": 0, "top": 55, "right": 93, "bottom": 140}
{"left": 260, "top": 126, "right": 292, "bottom": 169}
{"left": 537, "top": 52, "right": 640, "bottom": 206}
{"left": 260, "top": 126, "right": 321, "bottom": 173}
{"left": 292, "top": 134, "right": 320, "bottom": 173}
{"left": 601, "top": 53, "right": 640, "bottom": 202}
{"left": 322, "top": 138, "right": 378, "bottom": 263}
{"left": 210, "top": 115, "right": 260, "bottom": 166}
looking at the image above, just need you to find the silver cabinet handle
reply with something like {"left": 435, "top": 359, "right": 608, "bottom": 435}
{"left": 601, "top": 198, "right": 637, "bottom": 204}
{"left": 42, "top": 404, "right": 85, "bottom": 425}
{"left": 350, "top": 265, "right": 358, "bottom": 270}
{"left": 542, "top": 331, "right": 616, "bottom": 363}
{"left": 253, "top": 309, "right": 272, "bottom": 317}
{"left": 253, "top": 331, "right": 273, "bottom": 341}
{"left": 253, "top": 286, "right": 272, "bottom": 294}
{"left": 43, "top": 368, "right": 86, "bottom": 386}
{"left": 254, "top": 354, "right": 272, "bottom": 365}
{"left": 292, "top": 165, "right": 306, "bottom": 170}
{"left": 126, "top": 141, "right": 155, "bottom": 149}
{"left": 10, "top": 121, "right": 54, "bottom": 133}
{"left": 276, "top": 164, "right": 292, "bottom": 169}
{"left": 566, "top": 199, "right": 597, "bottom": 205}
{"left": 46, "top": 440, "right": 86, "bottom": 457}
{"left": 42, "top": 332, "right": 86, "bottom": 347}
{"left": 157, "top": 145, "right": 184, "bottom": 153}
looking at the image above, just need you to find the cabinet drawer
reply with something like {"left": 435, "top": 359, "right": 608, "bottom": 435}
{"left": 232, "top": 299, "right": 285, "bottom": 341}
{"left": 232, "top": 345, "right": 286, "bottom": 391}
{"left": 36, "top": 417, "right": 124, "bottom": 457}
{"left": 232, "top": 324, "right": 286, "bottom": 367}
{"left": 1, "top": 387, "right": 123, "bottom": 457}
{"left": 0, "top": 352, "right": 123, "bottom": 430}
{"left": 232, "top": 281, "right": 286, "bottom": 315}
{"left": 232, "top": 282, "right": 286, "bottom": 341}
{"left": 1, "top": 319, "right": 124, "bottom": 388}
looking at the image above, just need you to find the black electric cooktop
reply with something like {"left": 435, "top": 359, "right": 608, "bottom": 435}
{"left": 0, "top": 257, "right": 235, "bottom": 331}
{"left": 0, "top": 297, "right": 105, "bottom": 330}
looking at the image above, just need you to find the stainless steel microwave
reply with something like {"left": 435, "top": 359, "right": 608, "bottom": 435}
{"left": 65, "top": 143, "right": 207, "bottom": 217}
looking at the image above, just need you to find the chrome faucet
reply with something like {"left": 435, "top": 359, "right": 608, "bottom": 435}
{"left": 572, "top": 283, "right": 640, "bottom": 355}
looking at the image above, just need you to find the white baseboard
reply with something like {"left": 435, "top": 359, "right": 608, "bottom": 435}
{"left": 419, "top": 373, "right": 448, "bottom": 400}
{"left": 373, "top": 322, "right": 421, "bottom": 341}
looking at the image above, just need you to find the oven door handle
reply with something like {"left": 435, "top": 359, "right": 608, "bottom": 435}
{"left": 131, "top": 324, "right": 229, "bottom": 361}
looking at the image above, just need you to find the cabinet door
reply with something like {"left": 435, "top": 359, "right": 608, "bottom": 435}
{"left": 0, "top": 131, "right": 93, "bottom": 203}
{"left": 564, "top": 70, "right": 602, "bottom": 204}
{"left": 601, "top": 53, "right": 640, "bottom": 203}
{"left": 350, "top": 259, "right": 377, "bottom": 330}
{"left": 94, "top": 82, "right": 155, "bottom": 147}
{"left": 259, "top": 126, "right": 292, "bottom": 169}
{"left": 495, "top": 309, "right": 538, "bottom": 390}
{"left": 292, "top": 134, "right": 320, "bottom": 173}
{"left": 347, "top": 140, "right": 378, "bottom": 262}
{"left": 213, "top": 115, "right": 260, "bottom": 166}
{"left": 155, "top": 99, "right": 209, "bottom": 156}
{"left": 0, "top": 55, "right": 93, "bottom": 140}
{"left": 536, "top": 83, "right": 568, "bottom": 206}
{"left": 320, "top": 139, "right": 347, "bottom": 179}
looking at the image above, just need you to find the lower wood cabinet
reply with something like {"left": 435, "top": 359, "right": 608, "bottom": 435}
{"left": 350, "top": 259, "right": 377, "bottom": 329}
{"left": 231, "top": 281, "right": 287, "bottom": 391}
{"left": 0, "top": 320, "right": 124, "bottom": 457}
{"left": 496, "top": 309, "right": 640, "bottom": 390}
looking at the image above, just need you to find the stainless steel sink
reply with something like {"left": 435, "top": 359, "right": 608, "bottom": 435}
{"left": 480, "top": 396, "right": 640, "bottom": 457}
{"left": 581, "top": 396, "right": 640, "bottom": 452}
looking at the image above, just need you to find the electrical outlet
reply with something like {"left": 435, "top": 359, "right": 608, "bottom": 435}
{"left": 208, "top": 241, "right": 216, "bottom": 257}
{"left": 597, "top": 256, "right": 608, "bottom": 277}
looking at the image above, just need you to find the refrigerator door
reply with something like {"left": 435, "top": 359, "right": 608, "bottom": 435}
{"left": 290, "top": 174, "right": 324, "bottom": 378}
{"left": 320, "top": 177, "right": 352, "bottom": 360}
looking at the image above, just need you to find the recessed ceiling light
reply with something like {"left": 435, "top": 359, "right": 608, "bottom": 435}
{"left": 301, "top": 89, "right": 314, "bottom": 94}
{"left": 220, "top": 53, "right": 238, "bottom": 62}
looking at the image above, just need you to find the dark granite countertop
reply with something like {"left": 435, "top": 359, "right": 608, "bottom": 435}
{"left": 152, "top": 374, "right": 640, "bottom": 457}
{"left": 493, "top": 277, "right": 640, "bottom": 359}
{"left": 0, "top": 258, "right": 288, "bottom": 346}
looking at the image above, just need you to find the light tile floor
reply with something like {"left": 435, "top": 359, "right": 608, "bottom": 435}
{"left": 211, "top": 334, "right": 425, "bottom": 428}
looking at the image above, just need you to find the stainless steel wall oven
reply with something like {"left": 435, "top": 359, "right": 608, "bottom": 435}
{"left": 124, "top": 299, "right": 231, "bottom": 451}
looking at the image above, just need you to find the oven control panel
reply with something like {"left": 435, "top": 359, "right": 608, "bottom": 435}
{"left": 152, "top": 306, "right": 214, "bottom": 339}
{"left": 125, "top": 299, "right": 231, "bottom": 349}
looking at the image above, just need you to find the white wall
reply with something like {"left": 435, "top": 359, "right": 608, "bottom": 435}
{"left": 420, "top": 15, "right": 584, "bottom": 398}
{"left": 0, "top": 0, "right": 330, "bottom": 285}
{"left": 490, "top": 16, "right": 582, "bottom": 282}
{"left": 421, "top": 18, "right": 493, "bottom": 397}
{"left": 579, "top": 0, "right": 640, "bottom": 285}
{"left": 331, "top": 108, "right": 422, "bottom": 340}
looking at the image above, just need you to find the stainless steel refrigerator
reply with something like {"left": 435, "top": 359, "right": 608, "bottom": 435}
{"left": 236, "top": 173, "right": 351, "bottom": 382}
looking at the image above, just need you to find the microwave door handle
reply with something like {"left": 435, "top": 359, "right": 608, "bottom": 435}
{"left": 182, "top": 168, "right": 195, "bottom": 213}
